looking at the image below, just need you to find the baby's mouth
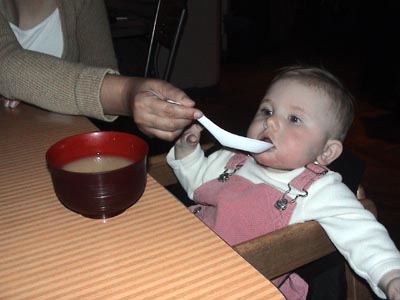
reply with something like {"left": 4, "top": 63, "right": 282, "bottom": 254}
{"left": 258, "top": 132, "right": 273, "bottom": 144}
{"left": 257, "top": 135, "right": 274, "bottom": 150}
{"left": 262, "top": 137, "right": 272, "bottom": 144}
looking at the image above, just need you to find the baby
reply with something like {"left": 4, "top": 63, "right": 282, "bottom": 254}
{"left": 167, "top": 66, "right": 400, "bottom": 300}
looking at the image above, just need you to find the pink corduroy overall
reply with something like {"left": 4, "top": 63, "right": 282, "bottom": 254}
{"left": 189, "top": 153, "right": 328, "bottom": 300}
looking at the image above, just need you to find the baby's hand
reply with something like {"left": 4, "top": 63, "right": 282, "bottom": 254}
{"left": 174, "top": 124, "right": 203, "bottom": 159}
{"left": 1, "top": 97, "right": 20, "bottom": 108}
{"left": 379, "top": 270, "right": 400, "bottom": 300}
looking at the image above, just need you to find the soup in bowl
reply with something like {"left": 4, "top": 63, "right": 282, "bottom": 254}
{"left": 46, "top": 131, "right": 148, "bottom": 219}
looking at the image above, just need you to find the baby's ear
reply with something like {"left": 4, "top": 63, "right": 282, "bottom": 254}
{"left": 316, "top": 139, "right": 343, "bottom": 166}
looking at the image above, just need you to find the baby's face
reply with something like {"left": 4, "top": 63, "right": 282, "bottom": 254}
{"left": 247, "top": 79, "right": 335, "bottom": 170}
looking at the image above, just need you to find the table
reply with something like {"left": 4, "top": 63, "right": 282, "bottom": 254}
{"left": 0, "top": 104, "right": 284, "bottom": 299}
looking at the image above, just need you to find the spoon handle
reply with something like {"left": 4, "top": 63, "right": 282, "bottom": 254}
{"left": 197, "top": 116, "right": 272, "bottom": 153}
{"left": 165, "top": 99, "right": 272, "bottom": 153}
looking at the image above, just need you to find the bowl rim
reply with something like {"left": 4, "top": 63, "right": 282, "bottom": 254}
{"left": 46, "top": 131, "right": 149, "bottom": 174}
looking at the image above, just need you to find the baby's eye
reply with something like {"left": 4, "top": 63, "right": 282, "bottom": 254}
{"left": 260, "top": 108, "right": 272, "bottom": 116}
{"left": 288, "top": 115, "right": 301, "bottom": 124}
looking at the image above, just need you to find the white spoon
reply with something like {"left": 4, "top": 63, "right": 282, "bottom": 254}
{"left": 197, "top": 115, "right": 273, "bottom": 153}
{"left": 166, "top": 99, "right": 272, "bottom": 153}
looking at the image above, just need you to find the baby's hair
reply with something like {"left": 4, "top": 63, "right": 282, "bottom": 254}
{"left": 270, "top": 65, "right": 355, "bottom": 141}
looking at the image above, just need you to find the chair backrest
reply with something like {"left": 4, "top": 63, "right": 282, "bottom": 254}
{"left": 144, "top": 0, "right": 187, "bottom": 81}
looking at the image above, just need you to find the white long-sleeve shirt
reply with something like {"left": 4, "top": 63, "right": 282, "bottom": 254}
{"left": 167, "top": 145, "right": 400, "bottom": 298}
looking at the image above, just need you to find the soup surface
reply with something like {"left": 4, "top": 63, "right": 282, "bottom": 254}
{"left": 62, "top": 155, "right": 134, "bottom": 173}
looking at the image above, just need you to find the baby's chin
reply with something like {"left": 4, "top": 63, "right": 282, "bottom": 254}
{"left": 251, "top": 152, "right": 274, "bottom": 167}
{"left": 251, "top": 152, "right": 304, "bottom": 171}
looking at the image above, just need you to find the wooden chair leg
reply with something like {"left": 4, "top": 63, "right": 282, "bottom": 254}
{"left": 345, "top": 263, "right": 375, "bottom": 300}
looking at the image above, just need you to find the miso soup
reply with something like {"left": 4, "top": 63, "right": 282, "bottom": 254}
{"left": 62, "top": 155, "right": 134, "bottom": 173}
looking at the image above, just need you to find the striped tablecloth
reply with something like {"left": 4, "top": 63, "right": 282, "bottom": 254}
{"left": 0, "top": 104, "right": 284, "bottom": 300}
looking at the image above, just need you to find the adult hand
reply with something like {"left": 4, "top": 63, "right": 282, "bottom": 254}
{"left": 174, "top": 124, "right": 203, "bottom": 159}
{"left": 130, "top": 78, "right": 203, "bottom": 140}
{"left": 100, "top": 75, "right": 203, "bottom": 141}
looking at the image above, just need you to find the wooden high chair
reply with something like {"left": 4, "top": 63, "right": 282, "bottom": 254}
{"left": 148, "top": 148, "right": 377, "bottom": 300}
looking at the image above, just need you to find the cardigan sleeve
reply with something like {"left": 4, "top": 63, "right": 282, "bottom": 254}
{"left": 0, "top": 5, "right": 118, "bottom": 121}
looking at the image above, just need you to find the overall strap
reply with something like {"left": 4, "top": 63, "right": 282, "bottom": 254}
{"left": 218, "top": 153, "right": 249, "bottom": 182}
{"left": 290, "top": 163, "right": 328, "bottom": 191}
{"left": 275, "top": 163, "right": 328, "bottom": 211}
{"left": 225, "top": 153, "right": 249, "bottom": 169}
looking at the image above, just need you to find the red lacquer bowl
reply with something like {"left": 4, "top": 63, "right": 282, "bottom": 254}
{"left": 46, "top": 131, "right": 148, "bottom": 219}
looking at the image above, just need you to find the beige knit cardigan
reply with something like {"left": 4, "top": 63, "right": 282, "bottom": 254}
{"left": 0, "top": 0, "right": 119, "bottom": 121}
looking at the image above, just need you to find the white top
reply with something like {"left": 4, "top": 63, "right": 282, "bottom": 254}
{"left": 167, "top": 145, "right": 400, "bottom": 299}
{"left": 9, "top": 8, "right": 63, "bottom": 57}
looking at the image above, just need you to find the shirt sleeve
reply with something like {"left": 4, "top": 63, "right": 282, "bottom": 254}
{"left": 291, "top": 173, "right": 400, "bottom": 298}
{"left": 167, "top": 146, "right": 233, "bottom": 199}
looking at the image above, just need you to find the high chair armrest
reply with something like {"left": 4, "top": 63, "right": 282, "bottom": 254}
{"left": 233, "top": 220, "right": 336, "bottom": 279}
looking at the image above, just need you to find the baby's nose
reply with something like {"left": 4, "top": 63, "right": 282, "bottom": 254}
{"left": 265, "top": 116, "right": 279, "bottom": 131}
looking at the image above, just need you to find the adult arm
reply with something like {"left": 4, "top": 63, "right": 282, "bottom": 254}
{"left": 1, "top": 1, "right": 202, "bottom": 139}
{"left": 70, "top": 0, "right": 203, "bottom": 140}
{"left": 100, "top": 75, "right": 202, "bottom": 141}
{"left": 0, "top": 8, "right": 118, "bottom": 120}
